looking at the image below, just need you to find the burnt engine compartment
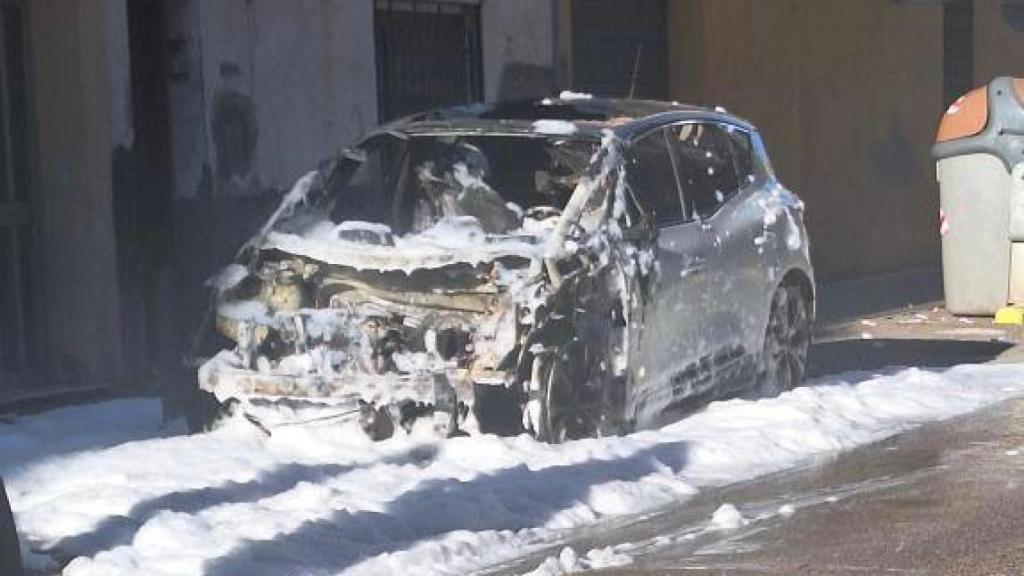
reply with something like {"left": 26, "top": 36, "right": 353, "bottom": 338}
{"left": 217, "top": 252, "right": 522, "bottom": 371}
{"left": 201, "top": 239, "right": 635, "bottom": 441}
{"left": 203, "top": 248, "right": 542, "bottom": 439}
{"left": 194, "top": 129, "right": 640, "bottom": 441}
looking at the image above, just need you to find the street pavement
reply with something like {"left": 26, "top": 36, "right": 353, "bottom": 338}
{"left": 493, "top": 304, "right": 1024, "bottom": 576}
{"left": 602, "top": 389, "right": 1024, "bottom": 575}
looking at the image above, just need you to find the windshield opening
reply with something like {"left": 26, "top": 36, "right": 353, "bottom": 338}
{"left": 275, "top": 133, "right": 599, "bottom": 239}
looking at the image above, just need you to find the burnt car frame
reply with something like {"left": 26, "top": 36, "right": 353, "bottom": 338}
{"left": 190, "top": 97, "right": 814, "bottom": 442}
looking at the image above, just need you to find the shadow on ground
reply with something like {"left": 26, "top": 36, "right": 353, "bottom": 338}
{"left": 807, "top": 338, "right": 1013, "bottom": 378}
{"left": 201, "top": 442, "right": 690, "bottom": 576}
{"left": 0, "top": 399, "right": 181, "bottom": 480}
{"left": 48, "top": 444, "right": 439, "bottom": 565}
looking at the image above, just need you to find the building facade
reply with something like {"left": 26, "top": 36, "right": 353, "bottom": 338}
{"left": 1, "top": 0, "right": 1020, "bottom": 399}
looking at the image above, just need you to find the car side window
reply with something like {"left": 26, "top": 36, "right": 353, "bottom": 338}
{"left": 626, "top": 128, "right": 687, "bottom": 227}
{"left": 668, "top": 123, "right": 742, "bottom": 220}
{"left": 729, "top": 128, "right": 755, "bottom": 189}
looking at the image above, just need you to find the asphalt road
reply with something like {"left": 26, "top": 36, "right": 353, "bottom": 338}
{"left": 491, "top": 304, "right": 1024, "bottom": 576}
{"left": 612, "top": 306, "right": 1024, "bottom": 575}
{"left": 599, "top": 393, "right": 1024, "bottom": 576}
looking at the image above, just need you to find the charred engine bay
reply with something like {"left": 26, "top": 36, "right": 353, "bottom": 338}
{"left": 208, "top": 246, "right": 627, "bottom": 442}
{"left": 197, "top": 129, "right": 634, "bottom": 441}
{"left": 216, "top": 252, "right": 523, "bottom": 380}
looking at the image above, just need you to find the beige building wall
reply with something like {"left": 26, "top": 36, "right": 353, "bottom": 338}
{"left": 667, "top": 0, "right": 945, "bottom": 281}
{"left": 167, "top": 0, "right": 380, "bottom": 200}
{"left": 27, "top": 0, "right": 129, "bottom": 387}
{"left": 482, "top": 0, "right": 557, "bottom": 101}
{"left": 17, "top": 0, "right": 558, "bottom": 392}
{"left": 166, "top": 0, "right": 557, "bottom": 201}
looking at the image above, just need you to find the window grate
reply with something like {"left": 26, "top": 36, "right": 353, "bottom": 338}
{"left": 374, "top": 0, "right": 484, "bottom": 121}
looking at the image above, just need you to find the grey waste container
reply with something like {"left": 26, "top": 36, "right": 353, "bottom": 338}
{"left": 0, "top": 477, "right": 23, "bottom": 576}
{"left": 933, "top": 76, "right": 1024, "bottom": 315}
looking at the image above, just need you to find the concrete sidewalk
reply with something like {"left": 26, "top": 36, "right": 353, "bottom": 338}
{"left": 810, "top": 301, "right": 1024, "bottom": 376}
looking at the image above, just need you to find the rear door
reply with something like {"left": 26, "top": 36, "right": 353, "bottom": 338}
{"left": 667, "top": 122, "right": 763, "bottom": 395}
{"left": 624, "top": 127, "right": 714, "bottom": 426}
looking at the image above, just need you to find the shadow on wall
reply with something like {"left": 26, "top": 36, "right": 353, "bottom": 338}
{"left": 816, "top": 268, "right": 944, "bottom": 323}
{"left": 871, "top": 111, "right": 921, "bottom": 191}
{"left": 807, "top": 338, "right": 1013, "bottom": 378}
{"left": 211, "top": 89, "right": 258, "bottom": 191}
{"left": 497, "top": 62, "right": 556, "bottom": 101}
{"left": 0, "top": 399, "right": 178, "bottom": 484}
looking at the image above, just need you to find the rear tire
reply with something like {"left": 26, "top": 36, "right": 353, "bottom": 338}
{"left": 758, "top": 283, "right": 812, "bottom": 397}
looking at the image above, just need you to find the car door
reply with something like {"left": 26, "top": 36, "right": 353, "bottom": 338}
{"left": 623, "top": 126, "right": 715, "bottom": 427}
{"left": 667, "top": 122, "right": 764, "bottom": 396}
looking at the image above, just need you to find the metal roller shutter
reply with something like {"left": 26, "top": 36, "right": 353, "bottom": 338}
{"left": 571, "top": 0, "right": 669, "bottom": 99}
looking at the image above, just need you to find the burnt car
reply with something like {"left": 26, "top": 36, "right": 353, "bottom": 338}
{"left": 191, "top": 96, "right": 814, "bottom": 442}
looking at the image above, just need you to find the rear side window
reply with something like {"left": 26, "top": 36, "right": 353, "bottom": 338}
{"left": 668, "top": 123, "right": 744, "bottom": 219}
{"left": 729, "top": 128, "right": 755, "bottom": 187}
{"left": 627, "top": 128, "right": 686, "bottom": 227}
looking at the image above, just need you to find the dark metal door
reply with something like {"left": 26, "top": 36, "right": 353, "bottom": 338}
{"left": 943, "top": 0, "right": 973, "bottom": 106}
{"left": 571, "top": 0, "right": 668, "bottom": 99}
{"left": 374, "top": 0, "right": 483, "bottom": 121}
{"left": 0, "top": 0, "right": 39, "bottom": 390}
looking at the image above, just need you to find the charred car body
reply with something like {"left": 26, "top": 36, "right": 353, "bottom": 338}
{"left": 193, "top": 97, "right": 814, "bottom": 442}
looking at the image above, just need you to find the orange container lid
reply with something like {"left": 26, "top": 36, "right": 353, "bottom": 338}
{"left": 936, "top": 86, "right": 989, "bottom": 143}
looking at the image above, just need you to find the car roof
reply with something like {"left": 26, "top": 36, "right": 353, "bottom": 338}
{"left": 377, "top": 96, "right": 756, "bottom": 141}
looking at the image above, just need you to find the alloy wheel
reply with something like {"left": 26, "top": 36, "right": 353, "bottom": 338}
{"left": 760, "top": 284, "right": 812, "bottom": 396}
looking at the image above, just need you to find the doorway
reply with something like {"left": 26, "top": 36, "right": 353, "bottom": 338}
{"left": 121, "top": 0, "right": 175, "bottom": 379}
{"left": 0, "top": 0, "right": 41, "bottom": 393}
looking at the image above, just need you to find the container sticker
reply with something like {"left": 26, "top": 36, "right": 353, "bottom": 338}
{"left": 939, "top": 208, "right": 950, "bottom": 236}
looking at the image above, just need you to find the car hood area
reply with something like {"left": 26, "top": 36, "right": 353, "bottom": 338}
{"left": 196, "top": 128, "right": 637, "bottom": 440}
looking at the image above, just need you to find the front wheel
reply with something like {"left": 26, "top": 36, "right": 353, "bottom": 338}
{"left": 757, "top": 283, "right": 812, "bottom": 397}
{"left": 536, "top": 343, "right": 603, "bottom": 443}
